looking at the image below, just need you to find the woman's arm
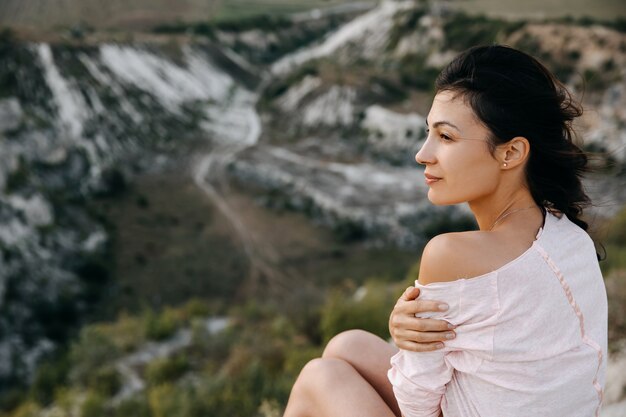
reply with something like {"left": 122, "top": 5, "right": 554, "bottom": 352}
{"left": 389, "top": 233, "right": 499, "bottom": 417}
{"left": 389, "top": 286, "right": 456, "bottom": 352}
{"left": 388, "top": 347, "right": 453, "bottom": 417}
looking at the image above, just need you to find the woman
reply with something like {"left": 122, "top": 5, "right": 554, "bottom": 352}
{"left": 283, "top": 45, "right": 607, "bottom": 417}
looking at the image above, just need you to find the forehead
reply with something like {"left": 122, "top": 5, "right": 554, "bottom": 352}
{"left": 427, "top": 90, "right": 480, "bottom": 129}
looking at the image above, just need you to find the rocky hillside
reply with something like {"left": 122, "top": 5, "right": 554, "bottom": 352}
{"left": 1, "top": 0, "right": 626, "bottom": 414}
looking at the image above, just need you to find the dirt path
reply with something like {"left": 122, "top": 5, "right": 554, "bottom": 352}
{"left": 191, "top": 87, "right": 293, "bottom": 295}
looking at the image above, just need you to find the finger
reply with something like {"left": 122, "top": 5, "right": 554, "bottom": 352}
{"left": 395, "top": 299, "right": 448, "bottom": 315}
{"left": 396, "top": 340, "right": 445, "bottom": 352}
{"left": 402, "top": 286, "right": 421, "bottom": 301}
{"left": 400, "top": 317, "right": 455, "bottom": 332}
{"left": 396, "top": 329, "right": 455, "bottom": 344}
{"left": 412, "top": 299, "right": 450, "bottom": 314}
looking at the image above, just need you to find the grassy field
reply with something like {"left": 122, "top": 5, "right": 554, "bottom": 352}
{"left": 2, "top": 0, "right": 625, "bottom": 31}
{"left": 91, "top": 157, "right": 418, "bottom": 319}
{"left": 214, "top": 0, "right": 368, "bottom": 21}
{"left": 453, "top": 0, "right": 626, "bottom": 20}
{"left": 0, "top": 0, "right": 362, "bottom": 30}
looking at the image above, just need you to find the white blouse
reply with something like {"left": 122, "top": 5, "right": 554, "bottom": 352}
{"left": 388, "top": 210, "right": 607, "bottom": 417}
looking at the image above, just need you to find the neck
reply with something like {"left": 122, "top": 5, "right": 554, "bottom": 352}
{"left": 469, "top": 189, "right": 538, "bottom": 232}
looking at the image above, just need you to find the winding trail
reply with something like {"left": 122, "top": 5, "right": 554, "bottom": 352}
{"left": 191, "top": 87, "right": 292, "bottom": 294}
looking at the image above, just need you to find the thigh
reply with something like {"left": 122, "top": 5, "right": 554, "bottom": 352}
{"left": 285, "top": 357, "right": 398, "bottom": 417}
{"left": 323, "top": 330, "right": 400, "bottom": 416}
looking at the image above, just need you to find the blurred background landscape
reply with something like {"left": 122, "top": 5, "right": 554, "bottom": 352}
{"left": 0, "top": 0, "right": 626, "bottom": 416}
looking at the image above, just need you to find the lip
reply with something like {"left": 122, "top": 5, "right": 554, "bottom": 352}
{"left": 424, "top": 173, "right": 442, "bottom": 185}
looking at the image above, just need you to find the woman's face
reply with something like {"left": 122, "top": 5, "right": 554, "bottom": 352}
{"left": 416, "top": 90, "right": 501, "bottom": 206}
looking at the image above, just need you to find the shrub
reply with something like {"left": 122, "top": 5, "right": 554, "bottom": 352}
{"left": 387, "top": 8, "right": 427, "bottom": 51}
{"left": 420, "top": 211, "right": 477, "bottom": 239}
{"left": 113, "top": 394, "right": 151, "bottom": 417}
{"left": 53, "top": 387, "right": 83, "bottom": 416}
{"left": 444, "top": 12, "right": 524, "bottom": 51}
{"left": 262, "top": 62, "right": 319, "bottom": 102}
{"left": 29, "top": 353, "right": 70, "bottom": 406}
{"left": 195, "top": 362, "right": 276, "bottom": 417}
{"left": 182, "top": 298, "right": 211, "bottom": 318}
{"left": 75, "top": 254, "right": 111, "bottom": 304}
{"left": 398, "top": 54, "right": 440, "bottom": 92}
{"left": 97, "top": 313, "right": 146, "bottom": 353}
{"left": 332, "top": 218, "right": 367, "bottom": 242}
{"left": 148, "top": 383, "right": 197, "bottom": 417}
{"left": 144, "top": 307, "right": 182, "bottom": 341}
{"left": 69, "top": 328, "right": 122, "bottom": 387}
{"left": 283, "top": 346, "right": 322, "bottom": 377}
{"left": 80, "top": 392, "right": 106, "bottom": 417}
{"left": 369, "top": 75, "right": 409, "bottom": 101}
{"left": 98, "top": 167, "right": 127, "bottom": 197}
{"left": 605, "top": 270, "right": 626, "bottom": 348}
{"left": 215, "top": 14, "right": 292, "bottom": 32}
{"left": 6, "top": 401, "right": 41, "bottom": 417}
{"left": 602, "top": 244, "right": 626, "bottom": 275}
{"left": 319, "top": 281, "right": 397, "bottom": 343}
{"left": 6, "top": 158, "right": 30, "bottom": 192}
{"left": 605, "top": 206, "right": 626, "bottom": 246}
{"left": 145, "top": 355, "right": 189, "bottom": 386}
{"left": 90, "top": 366, "right": 121, "bottom": 397}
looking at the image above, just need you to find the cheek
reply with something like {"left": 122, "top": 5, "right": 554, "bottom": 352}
{"left": 459, "top": 164, "right": 499, "bottom": 194}
{"left": 430, "top": 150, "right": 499, "bottom": 203}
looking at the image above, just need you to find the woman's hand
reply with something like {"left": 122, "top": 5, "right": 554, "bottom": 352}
{"left": 389, "top": 286, "right": 456, "bottom": 352}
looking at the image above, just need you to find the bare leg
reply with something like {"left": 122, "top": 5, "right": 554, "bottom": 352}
{"left": 323, "top": 329, "right": 401, "bottom": 415}
{"left": 284, "top": 330, "right": 400, "bottom": 417}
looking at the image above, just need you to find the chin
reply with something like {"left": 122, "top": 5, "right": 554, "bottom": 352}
{"left": 427, "top": 190, "right": 466, "bottom": 206}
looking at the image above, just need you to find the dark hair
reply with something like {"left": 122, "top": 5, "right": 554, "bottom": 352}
{"left": 436, "top": 44, "right": 592, "bottom": 232}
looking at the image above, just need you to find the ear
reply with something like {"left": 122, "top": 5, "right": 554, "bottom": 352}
{"left": 499, "top": 136, "right": 530, "bottom": 169}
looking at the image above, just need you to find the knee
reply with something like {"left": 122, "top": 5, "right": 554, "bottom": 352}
{"left": 293, "top": 357, "right": 351, "bottom": 395}
{"left": 323, "top": 329, "right": 375, "bottom": 359}
{"left": 286, "top": 358, "right": 354, "bottom": 416}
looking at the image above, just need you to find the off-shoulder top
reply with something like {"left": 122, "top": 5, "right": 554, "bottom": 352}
{"left": 388, "top": 209, "right": 607, "bottom": 417}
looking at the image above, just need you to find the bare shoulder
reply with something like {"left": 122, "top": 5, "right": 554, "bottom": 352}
{"left": 418, "top": 231, "right": 494, "bottom": 285}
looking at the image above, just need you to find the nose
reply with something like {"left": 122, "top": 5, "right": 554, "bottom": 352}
{"left": 415, "top": 138, "right": 435, "bottom": 165}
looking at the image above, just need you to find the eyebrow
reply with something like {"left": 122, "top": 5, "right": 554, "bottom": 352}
{"left": 425, "top": 120, "right": 461, "bottom": 132}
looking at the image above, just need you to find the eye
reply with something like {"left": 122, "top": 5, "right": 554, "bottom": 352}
{"left": 439, "top": 133, "right": 453, "bottom": 142}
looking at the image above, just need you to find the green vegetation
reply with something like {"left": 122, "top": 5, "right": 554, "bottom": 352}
{"left": 387, "top": 8, "right": 428, "bottom": 51}
{"left": 368, "top": 75, "right": 409, "bottom": 102}
{"left": 145, "top": 356, "right": 189, "bottom": 386}
{"left": 2, "top": 3, "right": 626, "bottom": 415}
{"left": 261, "top": 61, "right": 320, "bottom": 104}
{"left": 214, "top": 0, "right": 359, "bottom": 22}
{"left": 3, "top": 198, "right": 625, "bottom": 416}
{"left": 144, "top": 307, "right": 184, "bottom": 341}
{"left": 0, "top": 276, "right": 409, "bottom": 417}
{"left": 550, "top": 15, "right": 626, "bottom": 33}
{"left": 216, "top": 14, "right": 292, "bottom": 32}
{"left": 5, "top": 158, "right": 30, "bottom": 192}
{"left": 599, "top": 206, "right": 626, "bottom": 348}
{"left": 451, "top": 0, "right": 626, "bottom": 22}
{"left": 153, "top": 15, "right": 292, "bottom": 36}
{"left": 0, "top": 29, "right": 17, "bottom": 98}
{"left": 584, "top": 142, "right": 622, "bottom": 175}
{"left": 606, "top": 206, "right": 626, "bottom": 247}
{"left": 29, "top": 353, "right": 70, "bottom": 406}
{"left": 397, "top": 54, "right": 440, "bottom": 92}
{"left": 601, "top": 207, "right": 626, "bottom": 276}
{"left": 320, "top": 281, "right": 399, "bottom": 343}
{"left": 80, "top": 392, "right": 106, "bottom": 417}
{"left": 443, "top": 12, "right": 525, "bottom": 51}
{"left": 583, "top": 65, "right": 622, "bottom": 91}
{"left": 89, "top": 173, "right": 250, "bottom": 315}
